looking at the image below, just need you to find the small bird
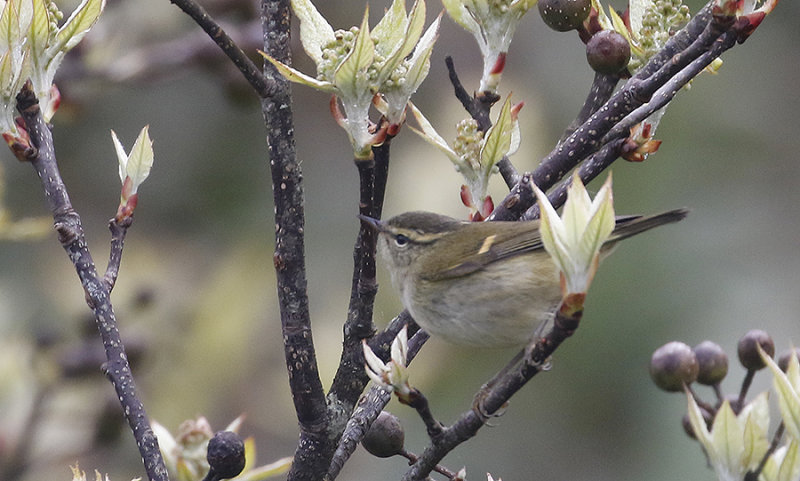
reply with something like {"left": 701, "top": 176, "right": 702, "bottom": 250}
{"left": 360, "top": 209, "right": 688, "bottom": 348}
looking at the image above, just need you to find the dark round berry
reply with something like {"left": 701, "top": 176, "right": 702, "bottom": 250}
{"left": 586, "top": 30, "right": 631, "bottom": 74}
{"left": 778, "top": 348, "right": 800, "bottom": 372}
{"left": 362, "top": 411, "right": 405, "bottom": 458}
{"left": 737, "top": 329, "right": 775, "bottom": 371}
{"left": 538, "top": 0, "right": 591, "bottom": 32}
{"left": 693, "top": 341, "right": 728, "bottom": 385}
{"left": 650, "top": 341, "right": 699, "bottom": 392}
{"left": 206, "top": 431, "right": 246, "bottom": 480}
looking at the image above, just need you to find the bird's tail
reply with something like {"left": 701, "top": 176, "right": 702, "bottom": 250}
{"left": 609, "top": 208, "right": 690, "bottom": 243}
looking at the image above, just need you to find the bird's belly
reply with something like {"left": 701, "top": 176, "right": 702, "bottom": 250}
{"left": 404, "top": 259, "right": 561, "bottom": 347}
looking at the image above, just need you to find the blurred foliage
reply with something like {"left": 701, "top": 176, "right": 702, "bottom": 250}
{"left": 1, "top": 0, "right": 798, "bottom": 480}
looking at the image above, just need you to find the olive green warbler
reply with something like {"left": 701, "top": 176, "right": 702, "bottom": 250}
{"left": 360, "top": 209, "right": 687, "bottom": 347}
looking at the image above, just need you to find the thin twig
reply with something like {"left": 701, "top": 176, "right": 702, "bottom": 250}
{"left": 103, "top": 217, "right": 133, "bottom": 291}
{"left": 169, "top": 0, "right": 275, "bottom": 98}
{"left": 16, "top": 84, "right": 167, "bottom": 481}
{"left": 445, "top": 56, "right": 497, "bottom": 132}
{"left": 404, "top": 389, "right": 444, "bottom": 439}
{"left": 400, "top": 449, "right": 458, "bottom": 479}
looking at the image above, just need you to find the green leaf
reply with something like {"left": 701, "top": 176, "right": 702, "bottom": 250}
{"left": 0, "top": 0, "right": 19, "bottom": 52}
{"left": 375, "top": 0, "right": 427, "bottom": 88}
{"left": 741, "top": 392, "right": 770, "bottom": 469}
{"left": 53, "top": 0, "right": 105, "bottom": 54}
{"left": 763, "top": 347, "right": 800, "bottom": 441}
{"left": 260, "top": 51, "right": 336, "bottom": 92}
{"left": 125, "top": 125, "right": 154, "bottom": 191}
{"left": 407, "top": 102, "right": 459, "bottom": 162}
{"left": 442, "top": 0, "right": 479, "bottom": 34}
{"left": 110, "top": 129, "right": 128, "bottom": 182}
{"left": 28, "top": 0, "right": 51, "bottom": 60}
{"left": 710, "top": 400, "right": 745, "bottom": 477}
{"left": 774, "top": 440, "right": 800, "bottom": 481}
{"left": 371, "top": 0, "right": 408, "bottom": 57}
{"left": 607, "top": 8, "right": 633, "bottom": 44}
{"left": 334, "top": 8, "right": 374, "bottom": 100}
{"left": 628, "top": 0, "right": 648, "bottom": 36}
{"left": 290, "top": 0, "right": 335, "bottom": 65}
{"left": 480, "top": 95, "right": 514, "bottom": 174}
{"left": 0, "top": 52, "right": 14, "bottom": 92}
{"left": 398, "top": 12, "right": 439, "bottom": 92}
{"left": 580, "top": 175, "right": 615, "bottom": 261}
{"left": 686, "top": 389, "right": 712, "bottom": 444}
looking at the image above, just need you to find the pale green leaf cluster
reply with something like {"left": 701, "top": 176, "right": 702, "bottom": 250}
{"left": 687, "top": 393, "right": 770, "bottom": 481}
{"left": 262, "top": 0, "right": 440, "bottom": 158}
{"left": 0, "top": 0, "right": 105, "bottom": 132}
{"left": 363, "top": 325, "right": 411, "bottom": 397}
{"left": 112, "top": 125, "right": 153, "bottom": 199}
{"left": 533, "top": 172, "right": 615, "bottom": 295}
{"left": 442, "top": 0, "right": 537, "bottom": 91}
{"left": 409, "top": 96, "right": 520, "bottom": 212}
{"left": 681, "top": 350, "right": 800, "bottom": 481}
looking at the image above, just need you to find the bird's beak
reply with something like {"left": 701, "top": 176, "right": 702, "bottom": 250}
{"left": 357, "top": 214, "right": 387, "bottom": 233}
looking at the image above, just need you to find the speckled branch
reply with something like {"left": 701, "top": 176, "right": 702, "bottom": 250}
{"left": 16, "top": 85, "right": 167, "bottom": 481}
{"left": 530, "top": 6, "right": 723, "bottom": 195}
{"left": 486, "top": 2, "right": 722, "bottom": 222}
{"left": 260, "top": 2, "right": 328, "bottom": 481}
{"left": 103, "top": 217, "right": 133, "bottom": 291}
{"left": 560, "top": 71, "right": 620, "bottom": 143}
{"left": 600, "top": 29, "right": 739, "bottom": 145}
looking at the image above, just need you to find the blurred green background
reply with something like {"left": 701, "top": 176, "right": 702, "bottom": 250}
{"left": 1, "top": 0, "right": 798, "bottom": 480}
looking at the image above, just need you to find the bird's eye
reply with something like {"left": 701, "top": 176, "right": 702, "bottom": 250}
{"left": 394, "top": 234, "right": 410, "bottom": 247}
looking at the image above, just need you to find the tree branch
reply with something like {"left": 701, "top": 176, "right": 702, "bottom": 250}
{"left": 16, "top": 84, "right": 168, "bottom": 481}
{"left": 260, "top": 2, "right": 328, "bottom": 481}
{"left": 169, "top": 0, "right": 275, "bottom": 98}
{"left": 103, "top": 217, "right": 133, "bottom": 291}
{"left": 326, "top": 139, "right": 394, "bottom": 446}
{"left": 560, "top": 71, "right": 620, "bottom": 143}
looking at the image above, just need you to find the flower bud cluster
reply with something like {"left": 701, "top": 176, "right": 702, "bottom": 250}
{"left": 630, "top": 0, "right": 691, "bottom": 71}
